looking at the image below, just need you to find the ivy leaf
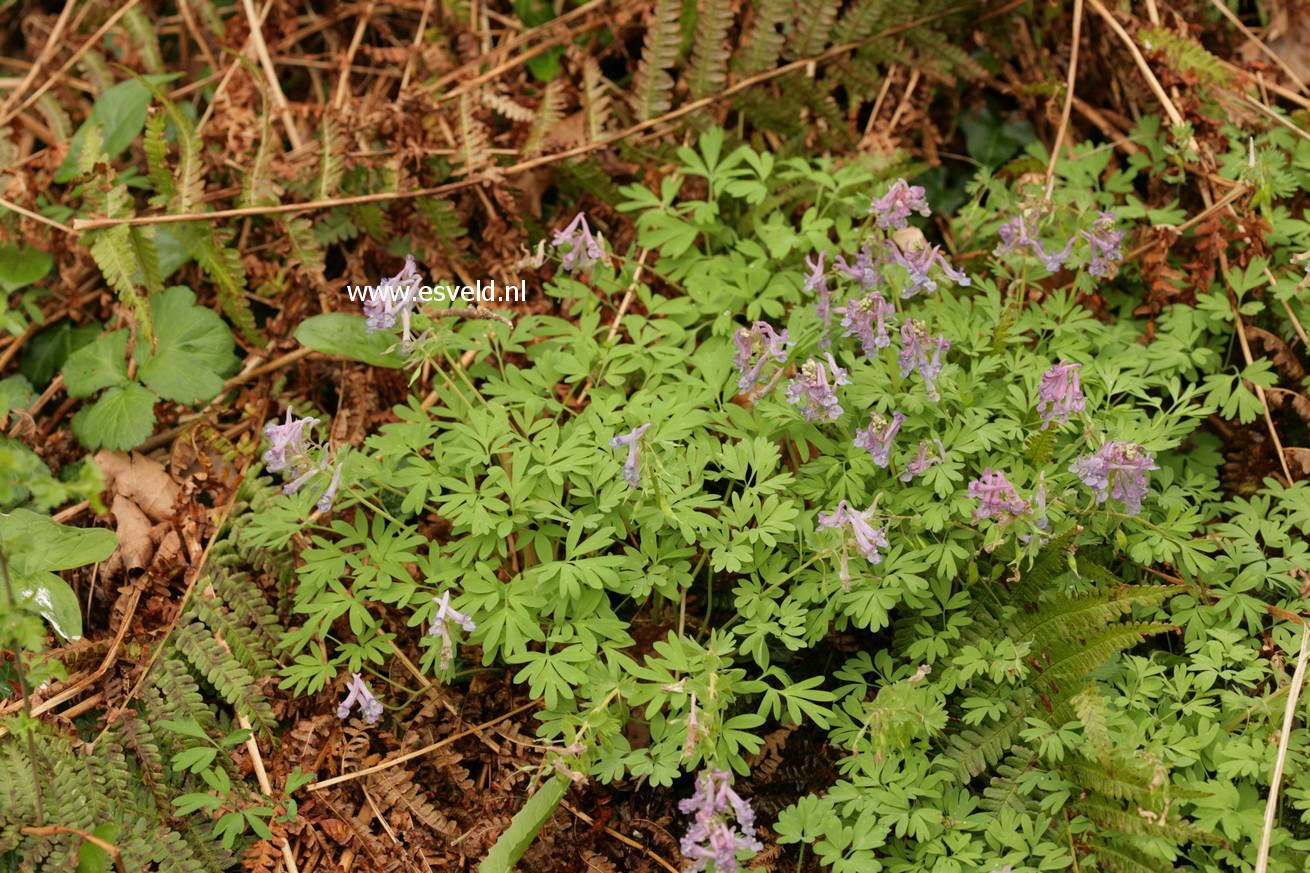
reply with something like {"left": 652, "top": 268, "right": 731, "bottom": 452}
{"left": 135, "top": 285, "right": 239, "bottom": 403}
{"left": 61, "top": 329, "right": 130, "bottom": 398}
{"left": 294, "top": 313, "right": 406, "bottom": 368}
{"left": 71, "top": 383, "right": 156, "bottom": 450}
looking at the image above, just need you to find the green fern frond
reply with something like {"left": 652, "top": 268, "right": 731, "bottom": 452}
{"left": 123, "top": 6, "right": 165, "bottom": 74}
{"left": 1039, "top": 622, "right": 1175, "bottom": 688}
{"left": 1024, "top": 427, "right": 1056, "bottom": 465}
{"left": 787, "top": 0, "right": 840, "bottom": 59}
{"left": 686, "top": 0, "right": 734, "bottom": 103}
{"left": 738, "top": 0, "right": 791, "bottom": 74}
{"left": 456, "top": 92, "right": 491, "bottom": 171}
{"left": 36, "top": 93, "right": 72, "bottom": 142}
{"left": 631, "top": 0, "right": 682, "bottom": 121}
{"left": 174, "top": 620, "right": 278, "bottom": 730}
{"left": 317, "top": 115, "right": 344, "bottom": 199}
{"left": 979, "top": 747, "right": 1039, "bottom": 813}
{"left": 582, "top": 58, "right": 611, "bottom": 142}
{"left": 144, "top": 110, "right": 174, "bottom": 207}
{"left": 524, "top": 77, "right": 568, "bottom": 155}
{"left": 832, "top": 0, "right": 888, "bottom": 46}
{"left": 1071, "top": 798, "right": 1219, "bottom": 844}
{"left": 1083, "top": 837, "right": 1176, "bottom": 873}
{"left": 1139, "top": 27, "right": 1232, "bottom": 88}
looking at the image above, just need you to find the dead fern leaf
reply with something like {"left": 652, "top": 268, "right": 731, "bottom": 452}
{"left": 1247, "top": 325, "right": 1306, "bottom": 381}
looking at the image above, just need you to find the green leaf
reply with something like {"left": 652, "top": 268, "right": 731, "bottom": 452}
{"left": 13, "top": 571, "right": 83, "bottom": 641}
{"left": 135, "top": 285, "right": 238, "bottom": 403}
{"left": 70, "top": 382, "right": 156, "bottom": 450}
{"left": 61, "top": 329, "right": 130, "bottom": 398}
{"left": 75, "top": 824, "right": 119, "bottom": 873}
{"left": 0, "top": 508, "right": 118, "bottom": 576}
{"left": 172, "top": 745, "right": 218, "bottom": 773}
{"left": 479, "top": 774, "right": 570, "bottom": 873}
{"left": 159, "top": 718, "right": 211, "bottom": 740}
{"left": 294, "top": 313, "right": 406, "bottom": 368}
{"left": 0, "top": 244, "right": 53, "bottom": 293}
{"left": 54, "top": 75, "right": 181, "bottom": 183}
{"left": 21, "top": 322, "right": 100, "bottom": 387}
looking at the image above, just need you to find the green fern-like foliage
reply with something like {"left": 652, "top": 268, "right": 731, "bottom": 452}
{"left": 0, "top": 477, "right": 291, "bottom": 869}
{"left": 631, "top": 0, "right": 682, "bottom": 121}
{"left": 686, "top": 0, "right": 734, "bottom": 104}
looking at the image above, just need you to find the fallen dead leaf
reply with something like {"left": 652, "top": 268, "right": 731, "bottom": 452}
{"left": 94, "top": 450, "right": 181, "bottom": 522}
{"left": 108, "top": 494, "right": 153, "bottom": 573}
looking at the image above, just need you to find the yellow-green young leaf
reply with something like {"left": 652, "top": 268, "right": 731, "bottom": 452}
{"left": 71, "top": 382, "right": 156, "bottom": 450}
{"left": 294, "top": 313, "right": 406, "bottom": 368}
{"left": 479, "top": 774, "right": 570, "bottom": 873}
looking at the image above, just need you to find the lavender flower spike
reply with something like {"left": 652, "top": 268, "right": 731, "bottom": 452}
{"left": 869, "top": 178, "right": 931, "bottom": 230}
{"left": 900, "top": 439, "right": 945, "bottom": 483}
{"left": 1070, "top": 441, "right": 1157, "bottom": 514}
{"left": 967, "top": 469, "right": 1031, "bottom": 524}
{"left": 786, "top": 354, "right": 850, "bottom": 422}
{"left": 678, "top": 769, "right": 763, "bottom": 873}
{"left": 316, "top": 462, "right": 344, "bottom": 513}
{"left": 995, "top": 214, "right": 1075, "bottom": 272}
{"left": 731, "top": 322, "right": 791, "bottom": 392}
{"left": 818, "top": 500, "right": 890, "bottom": 565}
{"left": 803, "top": 252, "right": 833, "bottom": 341}
{"left": 897, "top": 320, "right": 951, "bottom": 401}
{"left": 552, "top": 212, "right": 607, "bottom": 272}
{"left": 1081, "top": 211, "right": 1126, "bottom": 277}
{"left": 1036, "top": 360, "right": 1086, "bottom": 429}
{"left": 885, "top": 237, "right": 971, "bottom": 299}
{"left": 839, "top": 291, "right": 896, "bottom": 355}
{"left": 833, "top": 240, "right": 881, "bottom": 290}
{"left": 854, "top": 411, "right": 906, "bottom": 468}
{"left": 363, "top": 255, "right": 424, "bottom": 348}
{"left": 264, "top": 408, "right": 320, "bottom": 474}
{"left": 337, "top": 673, "right": 383, "bottom": 723}
{"left": 609, "top": 423, "right": 652, "bottom": 488}
{"left": 429, "top": 590, "right": 477, "bottom": 671}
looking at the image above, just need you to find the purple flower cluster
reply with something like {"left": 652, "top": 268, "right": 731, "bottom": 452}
{"left": 679, "top": 769, "right": 763, "bottom": 873}
{"left": 901, "top": 438, "right": 945, "bottom": 483}
{"left": 818, "top": 500, "right": 890, "bottom": 564}
{"left": 854, "top": 411, "right": 905, "bottom": 468}
{"left": 264, "top": 409, "right": 344, "bottom": 512}
{"left": 1036, "top": 360, "right": 1086, "bottom": 429}
{"left": 1070, "top": 441, "right": 1156, "bottom": 514}
{"left": 897, "top": 320, "right": 951, "bottom": 401}
{"left": 869, "top": 179, "right": 931, "bottom": 230}
{"left": 786, "top": 354, "right": 850, "bottom": 422}
{"left": 337, "top": 673, "right": 383, "bottom": 723}
{"left": 967, "top": 469, "right": 1031, "bottom": 523}
{"left": 362, "top": 255, "right": 424, "bottom": 339}
{"left": 610, "top": 423, "right": 652, "bottom": 489}
{"left": 839, "top": 290, "right": 896, "bottom": 355}
{"left": 995, "top": 215, "right": 1075, "bottom": 272}
{"left": 834, "top": 241, "right": 881, "bottom": 290}
{"left": 1081, "top": 211, "right": 1125, "bottom": 277}
{"left": 885, "top": 237, "right": 971, "bottom": 298}
{"left": 429, "top": 590, "right": 477, "bottom": 671}
{"left": 732, "top": 322, "right": 791, "bottom": 392}
{"left": 552, "top": 212, "right": 607, "bottom": 272}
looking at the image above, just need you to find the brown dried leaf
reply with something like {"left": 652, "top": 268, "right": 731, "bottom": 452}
{"left": 94, "top": 450, "right": 181, "bottom": 521}
{"left": 109, "top": 494, "right": 153, "bottom": 572}
{"left": 1247, "top": 325, "right": 1306, "bottom": 381}
{"left": 1285, "top": 446, "right": 1310, "bottom": 476}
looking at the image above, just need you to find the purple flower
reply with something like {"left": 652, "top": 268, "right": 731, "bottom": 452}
{"left": 818, "top": 500, "right": 889, "bottom": 564}
{"left": 995, "top": 215, "right": 1075, "bottom": 272}
{"left": 731, "top": 322, "right": 791, "bottom": 392}
{"left": 1081, "top": 211, "right": 1125, "bottom": 277}
{"left": 853, "top": 411, "right": 905, "bottom": 468}
{"left": 834, "top": 241, "right": 881, "bottom": 290}
{"left": 803, "top": 252, "right": 833, "bottom": 341}
{"left": 609, "top": 423, "right": 652, "bottom": 488}
{"left": 316, "top": 463, "right": 344, "bottom": 513}
{"left": 884, "top": 238, "right": 971, "bottom": 298}
{"left": 429, "top": 590, "right": 477, "bottom": 671}
{"left": 786, "top": 354, "right": 849, "bottom": 422}
{"left": 1036, "top": 360, "right": 1086, "bottom": 429}
{"left": 900, "top": 439, "right": 945, "bottom": 482}
{"left": 897, "top": 320, "right": 951, "bottom": 401}
{"left": 869, "top": 178, "right": 931, "bottom": 230}
{"left": 337, "top": 673, "right": 383, "bottom": 723}
{"left": 967, "top": 469, "right": 1031, "bottom": 523}
{"left": 678, "top": 769, "right": 763, "bottom": 873}
{"left": 363, "top": 255, "right": 424, "bottom": 345}
{"left": 839, "top": 291, "right": 896, "bottom": 355}
{"left": 1070, "top": 441, "right": 1157, "bottom": 514}
{"left": 552, "top": 212, "right": 607, "bottom": 272}
{"left": 264, "top": 408, "right": 320, "bottom": 474}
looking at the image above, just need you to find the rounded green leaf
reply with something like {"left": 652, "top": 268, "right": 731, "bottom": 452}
{"left": 294, "top": 313, "right": 406, "bottom": 368}
{"left": 135, "top": 286, "right": 239, "bottom": 404}
{"left": 14, "top": 571, "right": 83, "bottom": 641}
{"left": 71, "top": 383, "right": 156, "bottom": 450}
{"left": 61, "top": 329, "right": 130, "bottom": 398}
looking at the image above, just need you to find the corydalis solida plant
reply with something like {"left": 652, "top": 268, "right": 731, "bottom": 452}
{"left": 264, "top": 408, "right": 343, "bottom": 513}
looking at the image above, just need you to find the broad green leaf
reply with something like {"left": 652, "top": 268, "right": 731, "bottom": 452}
{"left": 70, "top": 382, "right": 156, "bottom": 450}
{"left": 0, "top": 244, "right": 52, "bottom": 293}
{"left": 62, "top": 328, "right": 130, "bottom": 398}
{"left": 294, "top": 313, "right": 406, "bottom": 368}
{"left": 54, "top": 75, "right": 182, "bottom": 182}
{"left": 0, "top": 508, "right": 117, "bottom": 576}
{"left": 13, "top": 571, "right": 83, "bottom": 640}
{"left": 135, "top": 285, "right": 239, "bottom": 403}
{"left": 21, "top": 322, "right": 100, "bottom": 387}
{"left": 479, "top": 773, "right": 569, "bottom": 872}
